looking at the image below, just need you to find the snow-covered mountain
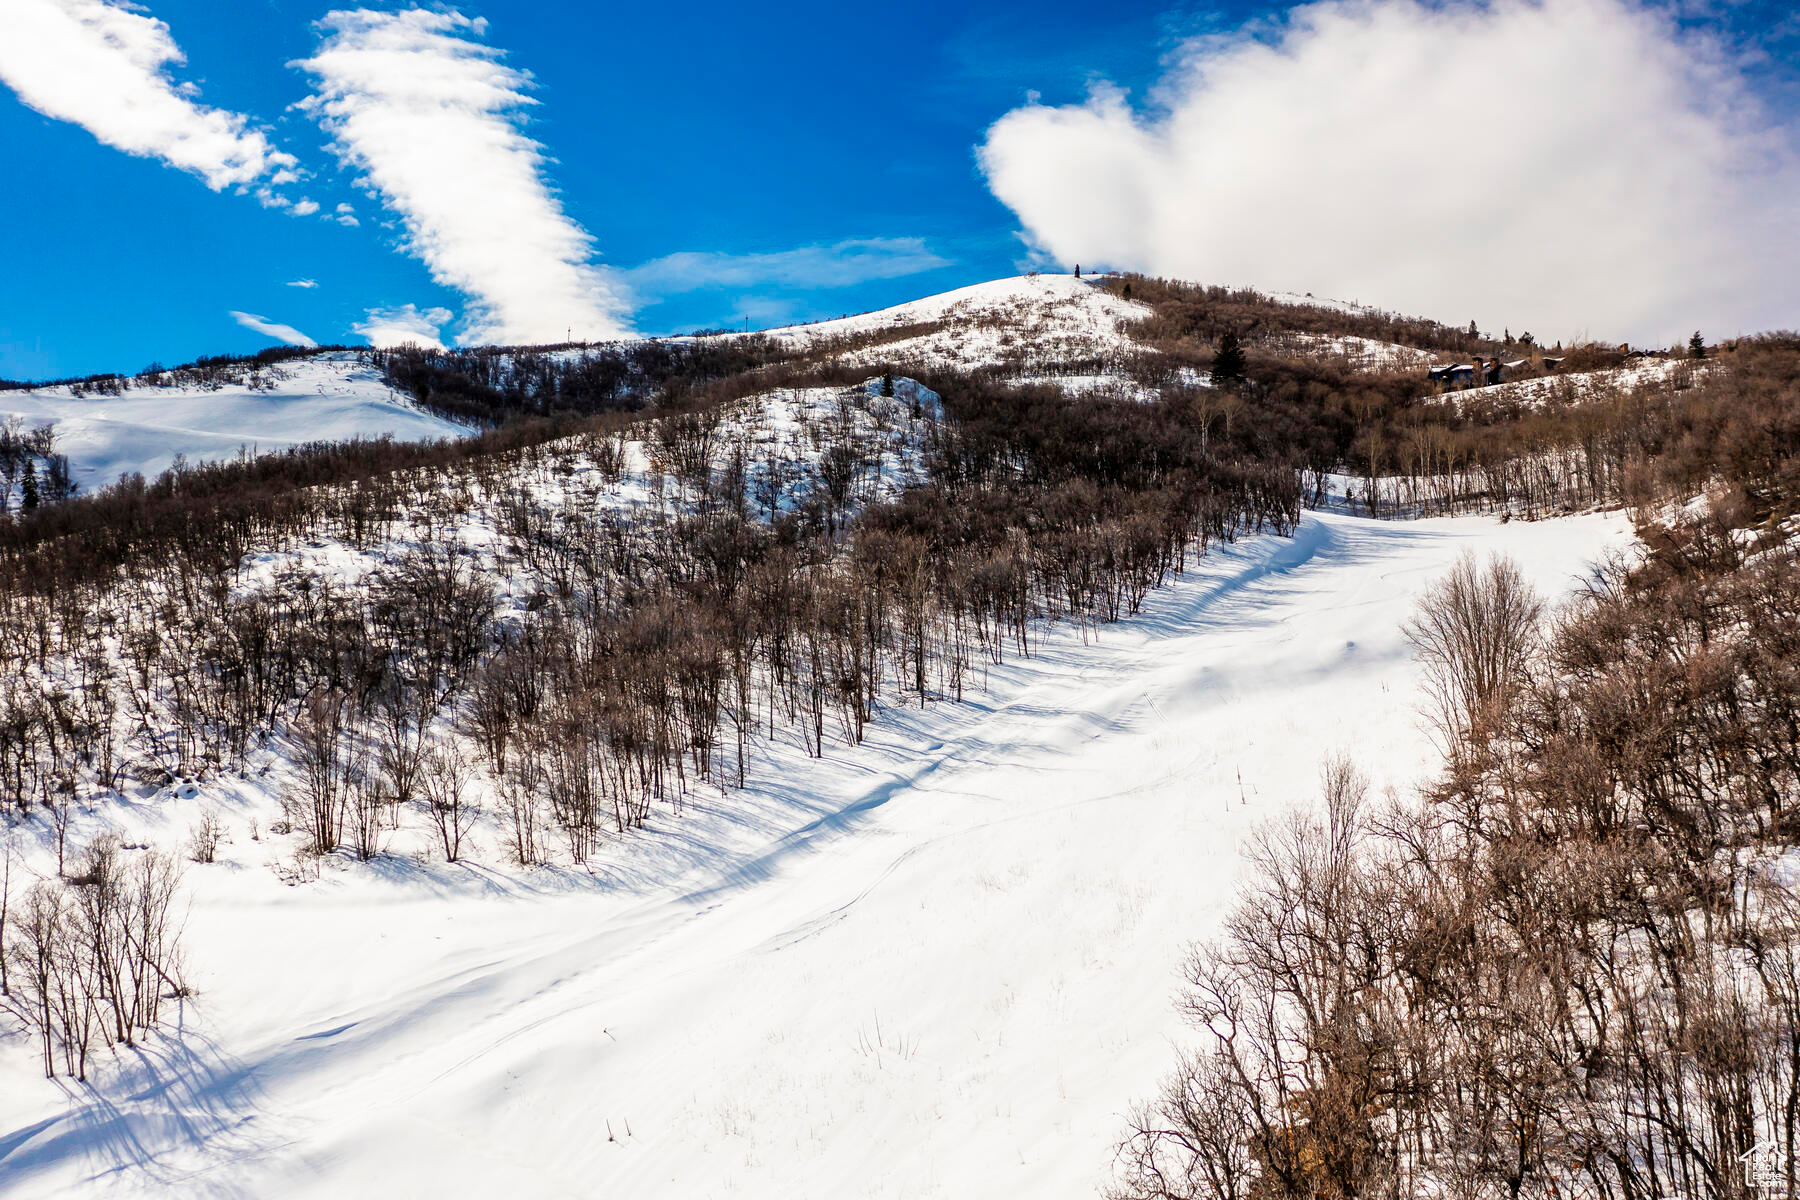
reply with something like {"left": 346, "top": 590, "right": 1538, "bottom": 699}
{"left": 0, "top": 270, "right": 1752, "bottom": 1200}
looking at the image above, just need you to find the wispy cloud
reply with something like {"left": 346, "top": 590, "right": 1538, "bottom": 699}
{"left": 231, "top": 311, "right": 317, "bottom": 347}
{"left": 628, "top": 238, "right": 952, "bottom": 296}
{"left": 0, "top": 0, "right": 297, "bottom": 195}
{"left": 979, "top": 0, "right": 1800, "bottom": 343}
{"left": 295, "top": 9, "right": 630, "bottom": 346}
{"left": 287, "top": 278, "right": 319, "bottom": 289}
{"left": 353, "top": 303, "right": 451, "bottom": 350}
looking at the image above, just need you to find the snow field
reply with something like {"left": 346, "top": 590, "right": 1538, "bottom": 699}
{"left": 0, "top": 504, "right": 1634, "bottom": 1199}
{"left": 0, "top": 353, "right": 469, "bottom": 494}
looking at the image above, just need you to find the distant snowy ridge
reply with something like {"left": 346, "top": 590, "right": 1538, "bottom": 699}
{"left": 0, "top": 352, "right": 468, "bottom": 493}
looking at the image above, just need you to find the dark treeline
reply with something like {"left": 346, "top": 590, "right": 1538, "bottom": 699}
{"left": 371, "top": 316, "right": 960, "bottom": 425}
{"left": 1111, "top": 274, "right": 1509, "bottom": 359}
{"left": 373, "top": 335, "right": 795, "bottom": 424}
{"left": 1110, "top": 374, "right": 1800, "bottom": 1196}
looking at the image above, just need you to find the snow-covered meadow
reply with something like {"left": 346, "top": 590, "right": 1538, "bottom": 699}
{"left": 0, "top": 503, "right": 1632, "bottom": 1199}
{"left": 0, "top": 354, "right": 468, "bottom": 495}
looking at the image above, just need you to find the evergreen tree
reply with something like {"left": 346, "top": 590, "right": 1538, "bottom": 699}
{"left": 1075, "top": 264, "right": 1081, "bottom": 279}
{"left": 20, "top": 460, "right": 38, "bottom": 511}
{"left": 1211, "top": 331, "right": 1247, "bottom": 390}
{"left": 881, "top": 367, "right": 895, "bottom": 398}
{"left": 1468, "top": 319, "right": 1479, "bottom": 339}
{"left": 1689, "top": 331, "right": 1706, "bottom": 359}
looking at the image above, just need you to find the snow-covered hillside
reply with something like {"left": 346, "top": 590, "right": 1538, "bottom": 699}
{"left": 0, "top": 352, "right": 469, "bottom": 494}
{"left": 757, "top": 273, "right": 1155, "bottom": 380}
{"left": 0, "top": 504, "right": 1632, "bottom": 1199}
{"left": 1446, "top": 355, "right": 1702, "bottom": 411}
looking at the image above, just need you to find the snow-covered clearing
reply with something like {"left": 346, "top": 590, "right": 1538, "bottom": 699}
{"left": 0, "top": 353, "right": 468, "bottom": 493}
{"left": 1268, "top": 332, "right": 1435, "bottom": 370}
{"left": 1262, "top": 289, "right": 1387, "bottom": 317}
{"left": 0, "top": 505, "right": 1632, "bottom": 1199}
{"left": 1447, "top": 356, "right": 1702, "bottom": 411}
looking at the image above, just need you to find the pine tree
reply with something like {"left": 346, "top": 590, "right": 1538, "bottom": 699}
{"left": 881, "top": 368, "right": 895, "bottom": 398}
{"left": 1468, "top": 319, "right": 1479, "bottom": 339}
{"left": 1212, "top": 331, "right": 1247, "bottom": 390}
{"left": 20, "top": 460, "right": 38, "bottom": 511}
{"left": 1075, "top": 264, "right": 1081, "bottom": 279}
{"left": 1689, "top": 331, "right": 1706, "bottom": 359}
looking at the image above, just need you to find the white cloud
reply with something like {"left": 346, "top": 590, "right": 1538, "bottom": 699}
{"left": 287, "top": 278, "right": 319, "bottom": 289}
{"left": 291, "top": 197, "right": 321, "bottom": 216}
{"left": 978, "top": 0, "right": 1800, "bottom": 344}
{"left": 353, "top": 303, "right": 452, "bottom": 349}
{"left": 0, "top": 0, "right": 296, "bottom": 191}
{"left": 295, "top": 9, "right": 631, "bottom": 346}
{"left": 628, "top": 238, "right": 953, "bottom": 295}
{"left": 231, "top": 311, "right": 317, "bottom": 347}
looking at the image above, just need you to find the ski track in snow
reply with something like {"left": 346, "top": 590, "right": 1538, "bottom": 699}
{"left": 0, "top": 507, "right": 1633, "bottom": 1200}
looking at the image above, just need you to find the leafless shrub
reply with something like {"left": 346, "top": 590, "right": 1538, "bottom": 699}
{"left": 1, "top": 838, "right": 184, "bottom": 1080}
{"left": 422, "top": 744, "right": 478, "bottom": 863}
{"left": 188, "top": 810, "right": 224, "bottom": 863}
{"left": 285, "top": 690, "right": 359, "bottom": 856}
{"left": 1403, "top": 552, "right": 1543, "bottom": 767}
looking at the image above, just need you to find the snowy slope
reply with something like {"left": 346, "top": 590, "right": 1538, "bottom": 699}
{"left": 1269, "top": 332, "right": 1436, "bottom": 370}
{"left": 1446, "top": 356, "right": 1702, "bottom": 410}
{"left": 753, "top": 274, "right": 1155, "bottom": 380}
{"left": 0, "top": 353, "right": 469, "bottom": 494}
{"left": 0, "top": 505, "right": 1632, "bottom": 1200}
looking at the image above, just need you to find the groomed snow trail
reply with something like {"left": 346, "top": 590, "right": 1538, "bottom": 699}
{"left": 0, "top": 508, "right": 1633, "bottom": 1200}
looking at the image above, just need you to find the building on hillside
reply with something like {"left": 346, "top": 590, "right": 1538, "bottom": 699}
{"left": 1429, "top": 357, "right": 1531, "bottom": 389}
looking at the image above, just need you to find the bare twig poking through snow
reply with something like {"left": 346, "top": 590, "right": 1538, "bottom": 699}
{"left": 854, "top": 1010, "right": 920, "bottom": 1070}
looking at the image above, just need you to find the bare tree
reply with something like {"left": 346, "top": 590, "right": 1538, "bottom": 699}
{"left": 422, "top": 744, "right": 478, "bottom": 863}
{"left": 287, "top": 689, "right": 358, "bottom": 855}
{"left": 1403, "top": 552, "right": 1543, "bottom": 768}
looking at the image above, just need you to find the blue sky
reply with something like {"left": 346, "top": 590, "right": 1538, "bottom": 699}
{"left": 2, "top": 0, "right": 1796, "bottom": 378}
{"left": 0, "top": 0, "right": 1211, "bottom": 379}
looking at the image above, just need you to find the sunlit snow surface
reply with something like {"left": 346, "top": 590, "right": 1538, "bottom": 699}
{"left": 0, "top": 505, "right": 1632, "bottom": 1199}
{"left": 0, "top": 353, "right": 468, "bottom": 493}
